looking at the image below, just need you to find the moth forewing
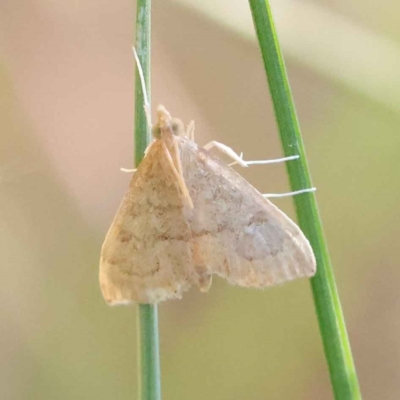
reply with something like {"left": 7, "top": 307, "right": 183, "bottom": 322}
{"left": 179, "top": 138, "right": 316, "bottom": 288}
{"left": 99, "top": 138, "right": 198, "bottom": 305}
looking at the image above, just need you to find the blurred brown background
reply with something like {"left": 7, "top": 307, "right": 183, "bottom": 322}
{"left": 1, "top": 0, "right": 399, "bottom": 399}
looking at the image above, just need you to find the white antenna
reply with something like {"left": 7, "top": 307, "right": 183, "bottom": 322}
{"left": 132, "top": 47, "right": 152, "bottom": 127}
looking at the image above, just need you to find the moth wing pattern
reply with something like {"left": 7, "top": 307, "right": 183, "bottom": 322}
{"left": 99, "top": 140, "right": 199, "bottom": 305}
{"left": 100, "top": 133, "right": 316, "bottom": 305}
{"left": 179, "top": 137, "right": 316, "bottom": 288}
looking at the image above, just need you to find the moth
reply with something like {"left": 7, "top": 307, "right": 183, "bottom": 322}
{"left": 99, "top": 105, "right": 316, "bottom": 305}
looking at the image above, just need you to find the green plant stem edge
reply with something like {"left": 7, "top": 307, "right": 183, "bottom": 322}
{"left": 248, "top": 1, "right": 362, "bottom": 399}
{"left": 134, "top": 1, "right": 162, "bottom": 400}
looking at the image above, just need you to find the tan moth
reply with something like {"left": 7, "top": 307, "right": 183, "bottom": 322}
{"left": 99, "top": 103, "right": 316, "bottom": 305}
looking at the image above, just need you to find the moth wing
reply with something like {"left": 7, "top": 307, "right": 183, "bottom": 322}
{"left": 99, "top": 141, "right": 197, "bottom": 305}
{"left": 179, "top": 138, "right": 316, "bottom": 288}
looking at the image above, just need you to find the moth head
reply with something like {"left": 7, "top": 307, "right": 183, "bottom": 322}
{"left": 153, "top": 105, "right": 185, "bottom": 138}
{"left": 170, "top": 118, "right": 185, "bottom": 136}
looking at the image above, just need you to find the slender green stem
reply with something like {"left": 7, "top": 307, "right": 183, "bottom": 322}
{"left": 135, "top": 0, "right": 151, "bottom": 164}
{"left": 134, "top": 1, "right": 161, "bottom": 400}
{"left": 137, "top": 305, "right": 161, "bottom": 400}
{"left": 248, "top": 1, "right": 362, "bottom": 399}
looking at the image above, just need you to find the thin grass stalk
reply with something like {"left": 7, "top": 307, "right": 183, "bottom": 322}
{"left": 134, "top": 1, "right": 162, "bottom": 400}
{"left": 248, "top": 1, "right": 362, "bottom": 399}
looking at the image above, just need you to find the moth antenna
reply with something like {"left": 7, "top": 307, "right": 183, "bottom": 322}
{"left": 172, "top": 138, "right": 184, "bottom": 178}
{"left": 132, "top": 46, "right": 152, "bottom": 127}
{"left": 170, "top": 135, "right": 193, "bottom": 209}
{"left": 186, "top": 121, "right": 195, "bottom": 141}
{"left": 161, "top": 141, "right": 194, "bottom": 209}
{"left": 263, "top": 187, "right": 316, "bottom": 198}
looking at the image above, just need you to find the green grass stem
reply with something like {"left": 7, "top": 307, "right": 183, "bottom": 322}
{"left": 137, "top": 304, "right": 161, "bottom": 400}
{"left": 134, "top": 0, "right": 151, "bottom": 163}
{"left": 134, "top": 1, "right": 162, "bottom": 400}
{"left": 248, "top": 1, "right": 362, "bottom": 399}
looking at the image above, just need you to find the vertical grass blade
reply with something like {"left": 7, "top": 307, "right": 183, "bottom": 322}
{"left": 135, "top": 0, "right": 151, "bottom": 163}
{"left": 248, "top": 1, "right": 362, "bottom": 399}
{"left": 137, "top": 304, "right": 161, "bottom": 400}
{"left": 134, "top": 1, "right": 162, "bottom": 400}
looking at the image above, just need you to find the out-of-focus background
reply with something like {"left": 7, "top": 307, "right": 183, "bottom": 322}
{"left": 1, "top": 0, "right": 399, "bottom": 399}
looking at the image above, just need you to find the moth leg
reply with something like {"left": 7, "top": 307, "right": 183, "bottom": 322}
{"left": 161, "top": 141, "right": 194, "bottom": 209}
{"left": 120, "top": 168, "right": 137, "bottom": 173}
{"left": 186, "top": 121, "right": 195, "bottom": 141}
{"left": 263, "top": 187, "right": 316, "bottom": 198}
{"left": 203, "top": 141, "right": 248, "bottom": 167}
{"left": 119, "top": 140, "right": 157, "bottom": 174}
{"left": 228, "top": 153, "right": 300, "bottom": 167}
